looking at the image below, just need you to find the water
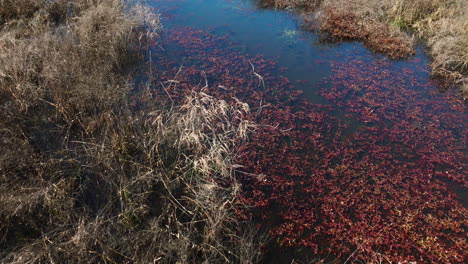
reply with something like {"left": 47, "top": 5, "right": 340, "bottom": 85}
{"left": 153, "top": 0, "right": 350, "bottom": 103}
{"left": 147, "top": 0, "right": 467, "bottom": 262}
{"left": 150, "top": 0, "right": 443, "bottom": 101}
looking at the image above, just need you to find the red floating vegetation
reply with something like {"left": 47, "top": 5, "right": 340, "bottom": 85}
{"left": 316, "top": 8, "right": 415, "bottom": 59}
{"left": 149, "top": 26, "right": 467, "bottom": 263}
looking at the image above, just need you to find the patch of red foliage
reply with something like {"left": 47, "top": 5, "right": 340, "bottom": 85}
{"left": 316, "top": 8, "right": 415, "bottom": 59}
{"left": 319, "top": 8, "right": 366, "bottom": 40}
{"left": 148, "top": 26, "right": 467, "bottom": 263}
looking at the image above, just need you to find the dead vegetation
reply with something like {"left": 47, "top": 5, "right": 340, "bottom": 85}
{"left": 259, "top": 0, "right": 468, "bottom": 94}
{"left": 0, "top": 0, "right": 263, "bottom": 263}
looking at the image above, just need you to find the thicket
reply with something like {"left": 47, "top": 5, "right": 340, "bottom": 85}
{"left": 0, "top": 0, "right": 262, "bottom": 263}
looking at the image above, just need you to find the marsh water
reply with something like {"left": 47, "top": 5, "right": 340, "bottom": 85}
{"left": 148, "top": 0, "right": 466, "bottom": 261}
{"left": 150, "top": 0, "right": 442, "bottom": 99}
{"left": 149, "top": 0, "right": 466, "bottom": 196}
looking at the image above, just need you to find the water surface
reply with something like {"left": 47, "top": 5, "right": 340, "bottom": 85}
{"left": 147, "top": 0, "right": 467, "bottom": 262}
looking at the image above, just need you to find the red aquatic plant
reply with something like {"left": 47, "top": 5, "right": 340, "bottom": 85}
{"left": 147, "top": 24, "right": 467, "bottom": 263}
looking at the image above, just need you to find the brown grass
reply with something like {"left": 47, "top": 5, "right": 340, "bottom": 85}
{"left": 0, "top": 0, "right": 264, "bottom": 263}
{"left": 263, "top": 0, "right": 468, "bottom": 94}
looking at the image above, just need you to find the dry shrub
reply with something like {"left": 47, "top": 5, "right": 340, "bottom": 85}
{"left": 389, "top": 0, "right": 468, "bottom": 90}
{"left": 0, "top": 0, "right": 263, "bottom": 263}
{"left": 0, "top": 0, "right": 159, "bottom": 124}
{"left": 0, "top": 91, "right": 262, "bottom": 264}
{"left": 0, "top": 0, "right": 45, "bottom": 23}
{"left": 426, "top": 9, "right": 468, "bottom": 85}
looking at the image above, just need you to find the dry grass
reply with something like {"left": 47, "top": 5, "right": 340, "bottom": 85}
{"left": 0, "top": 0, "right": 44, "bottom": 22}
{"left": 0, "top": 0, "right": 159, "bottom": 122}
{"left": 0, "top": 0, "right": 263, "bottom": 263}
{"left": 0, "top": 92, "right": 263, "bottom": 263}
{"left": 263, "top": 0, "right": 468, "bottom": 94}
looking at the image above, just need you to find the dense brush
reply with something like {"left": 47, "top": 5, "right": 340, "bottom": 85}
{"left": 0, "top": 0, "right": 263, "bottom": 263}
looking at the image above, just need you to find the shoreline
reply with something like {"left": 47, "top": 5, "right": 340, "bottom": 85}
{"left": 256, "top": 0, "right": 468, "bottom": 96}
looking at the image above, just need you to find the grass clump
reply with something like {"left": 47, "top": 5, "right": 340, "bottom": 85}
{"left": 260, "top": 0, "right": 468, "bottom": 94}
{"left": 0, "top": 0, "right": 263, "bottom": 263}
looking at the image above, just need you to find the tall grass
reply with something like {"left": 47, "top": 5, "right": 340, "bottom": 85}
{"left": 262, "top": 0, "right": 468, "bottom": 94}
{"left": 0, "top": 0, "right": 263, "bottom": 263}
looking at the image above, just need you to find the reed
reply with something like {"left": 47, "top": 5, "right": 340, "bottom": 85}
{"left": 0, "top": 1, "right": 263, "bottom": 263}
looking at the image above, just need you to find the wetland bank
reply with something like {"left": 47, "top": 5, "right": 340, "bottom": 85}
{"left": 1, "top": 0, "right": 467, "bottom": 263}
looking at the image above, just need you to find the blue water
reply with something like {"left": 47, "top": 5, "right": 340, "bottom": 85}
{"left": 149, "top": 0, "right": 444, "bottom": 102}
{"left": 153, "top": 0, "right": 347, "bottom": 102}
